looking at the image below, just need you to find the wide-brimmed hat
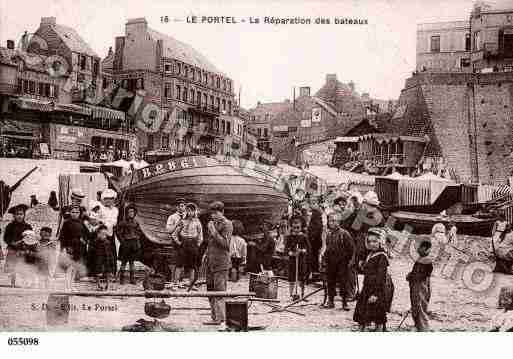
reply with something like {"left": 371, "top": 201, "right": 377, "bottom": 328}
{"left": 89, "top": 200, "right": 101, "bottom": 212}
{"left": 8, "top": 203, "right": 29, "bottom": 214}
{"left": 185, "top": 202, "right": 198, "bottom": 212}
{"left": 101, "top": 188, "right": 117, "bottom": 200}
{"left": 431, "top": 223, "right": 446, "bottom": 235}
{"left": 71, "top": 188, "right": 85, "bottom": 199}
{"left": 363, "top": 191, "right": 380, "bottom": 206}
{"left": 22, "top": 230, "right": 39, "bottom": 246}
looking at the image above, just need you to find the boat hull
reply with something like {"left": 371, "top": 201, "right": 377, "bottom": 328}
{"left": 391, "top": 211, "right": 496, "bottom": 236}
{"left": 120, "top": 155, "right": 289, "bottom": 246}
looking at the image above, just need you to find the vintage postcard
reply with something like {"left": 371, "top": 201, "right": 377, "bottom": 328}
{"left": 1, "top": 0, "right": 513, "bottom": 342}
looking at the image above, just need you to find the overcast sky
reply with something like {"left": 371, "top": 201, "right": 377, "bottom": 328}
{"left": 1, "top": 0, "right": 508, "bottom": 108}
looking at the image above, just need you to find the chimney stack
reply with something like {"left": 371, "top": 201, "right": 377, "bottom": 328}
{"left": 326, "top": 74, "right": 337, "bottom": 84}
{"left": 299, "top": 86, "right": 310, "bottom": 97}
{"left": 41, "top": 17, "right": 56, "bottom": 26}
{"left": 6, "top": 40, "right": 14, "bottom": 50}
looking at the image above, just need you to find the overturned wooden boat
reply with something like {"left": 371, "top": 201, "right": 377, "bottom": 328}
{"left": 391, "top": 211, "right": 497, "bottom": 236}
{"left": 113, "top": 155, "right": 289, "bottom": 247}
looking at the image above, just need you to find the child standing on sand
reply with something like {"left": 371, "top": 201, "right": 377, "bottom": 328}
{"left": 407, "top": 240, "right": 434, "bottom": 331}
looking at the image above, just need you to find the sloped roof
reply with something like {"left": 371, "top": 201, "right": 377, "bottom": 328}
{"left": 147, "top": 27, "right": 221, "bottom": 74}
{"left": 51, "top": 24, "right": 98, "bottom": 57}
{"left": 0, "top": 48, "right": 50, "bottom": 73}
{"left": 101, "top": 48, "right": 114, "bottom": 71}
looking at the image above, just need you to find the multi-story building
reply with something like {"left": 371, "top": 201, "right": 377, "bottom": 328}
{"left": 247, "top": 100, "right": 292, "bottom": 154}
{"left": 416, "top": 2, "right": 513, "bottom": 73}
{"left": 104, "top": 17, "right": 238, "bottom": 156}
{"left": 416, "top": 21, "right": 471, "bottom": 72}
{"left": 0, "top": 18, "right": 134, "bottom": 160}
{"left": 470, "top": 3, "right": 513, "bottom": 71}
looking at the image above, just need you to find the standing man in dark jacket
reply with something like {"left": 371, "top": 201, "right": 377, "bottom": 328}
{"left": 320, "top": 213, "right": 355, "bottom": 310}
{"left": 308, "top": 196, "right": 324, "bottom": 274}
{"left": 203, "top": 201, "right": 233, "bottom": 329}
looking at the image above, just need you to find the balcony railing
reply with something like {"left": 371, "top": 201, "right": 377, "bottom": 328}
{"left": 0, "top": 82, "right": 19, "bottom": 95}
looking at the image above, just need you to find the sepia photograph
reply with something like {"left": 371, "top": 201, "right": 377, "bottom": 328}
{"left": 1, "top": 0, "right": 513, "bottom": 345}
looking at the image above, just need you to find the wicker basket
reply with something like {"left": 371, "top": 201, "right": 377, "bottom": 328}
{"left": 249, "top": 273, "right": 278, "bottom": 299}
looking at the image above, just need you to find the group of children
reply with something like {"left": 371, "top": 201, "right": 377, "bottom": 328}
{"left": 1, "top": 187, "right": 146, "bottom": 291}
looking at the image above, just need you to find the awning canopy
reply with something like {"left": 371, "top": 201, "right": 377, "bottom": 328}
{"left": 334, "top": 136, "right": 359, "bottom": 143}
{"left": 13, "top": 97, "right": 54, "bottom": 112}
{"left": 54, "top": 103, "right": 92, "bottom": 116}
{"left": 85, "top": 104, "right": 125, "bottom": 121}
{"left": 0, "top": 134, "right": 37, "bottom": 140}
{"left": 359, "top": 133, "right": 428, "bottom": 144}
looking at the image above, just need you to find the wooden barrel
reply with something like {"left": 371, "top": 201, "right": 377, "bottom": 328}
{"left": 46, "top": 294, "right": 70, "bottom": 326}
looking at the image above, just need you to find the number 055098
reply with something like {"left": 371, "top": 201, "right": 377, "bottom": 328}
{"left": 7, "top": 337, "right": 39, "bottom": 345}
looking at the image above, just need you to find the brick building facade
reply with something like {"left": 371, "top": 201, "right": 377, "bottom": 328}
{"left": 104, "top": 17, "right": 240, "bottom": 156}
{"left": 393, "top": 72, "right": 513, "bottom": 184}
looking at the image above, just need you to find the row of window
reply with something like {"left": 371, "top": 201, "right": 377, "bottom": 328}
{"left": 17, "top": 78, "right": 58, "bottom": 98}
{"left": 75, "top": 53, "right": 100, "bottom": 75}
{"left": 257, "top": 127, "right": 269, "bottom": 138}
{"left": 167, "top": 84, "right": 233, "bottom": 113}
{"left": 430, "top": 33, "right": 471, "bottom": 53}
{"left": 430, "top": 31, "right": 513, "bottom": 55}
{"left": 163, "top": 61, "right": 232, "bottom": 92}
{"left": 250, "top": 113, "right": 273, "bottom": 122}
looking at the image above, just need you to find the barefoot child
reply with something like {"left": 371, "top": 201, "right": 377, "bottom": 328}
{"left": 353, "top": 227, "right": 394, "bottom": 331}
{"left": 407, "top": 240, "right": 433, "bottom": 331}
{"left": 285, "top": 215, "right": 311, "bottom": 301}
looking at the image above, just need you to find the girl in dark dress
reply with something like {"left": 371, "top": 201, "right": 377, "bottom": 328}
{"left": 285, "top": 216, "right": 311, "bottom": 301}
{"left": 353, "top": 227, "right": 394, "bottom": 331}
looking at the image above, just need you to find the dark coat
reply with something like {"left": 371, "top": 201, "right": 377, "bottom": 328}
{"left": 285, "top": 233, "right": 311, "bottom": 282}
{"left": 204, "top": 217, "right": 233, "bottom": 272}
{"left": 324, "top": 226, "right": 355, "bottom": 268}
{"left": 308, "top": 208, "right": 324, "bottom": 244}
{"left": 246, "top": 231, "right": 276, "bottom": 273}
{"left": 4, "top": 221, "right": 32, "bottom": 249}
{"left": 353, "top": 250, "right": 394, "bottom": 325}
{"left": 59, "top": 218, "right": 86, "bottom": 262}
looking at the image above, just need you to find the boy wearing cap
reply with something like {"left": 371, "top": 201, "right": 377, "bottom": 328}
{"left": 165, "top": 198, "right": 187, "bottom": 283}
{"left": 174, "top": 203, "right": 203, "bottom": 287}
{"left": 203, "top": 201, "right": 233, "bottom": 328}
{"left": 117, "top": 204, "right": 143, "bottom": 285}
{"left": 4, "top": 204, "right": 32, "bottom": 287}
{"left": 320, "top": 213, "right": 355, "bottom": 310}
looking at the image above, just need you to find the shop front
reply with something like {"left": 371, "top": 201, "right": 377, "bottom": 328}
{"left": 49, "top": 123, "right": 137, "bottom": 161}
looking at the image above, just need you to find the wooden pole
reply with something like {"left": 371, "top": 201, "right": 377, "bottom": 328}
{"left": 270, "top": 287, "right": 323, "bottom": 313}
{"left": 0, "top": 289, "right": 256, "bottom": 298}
